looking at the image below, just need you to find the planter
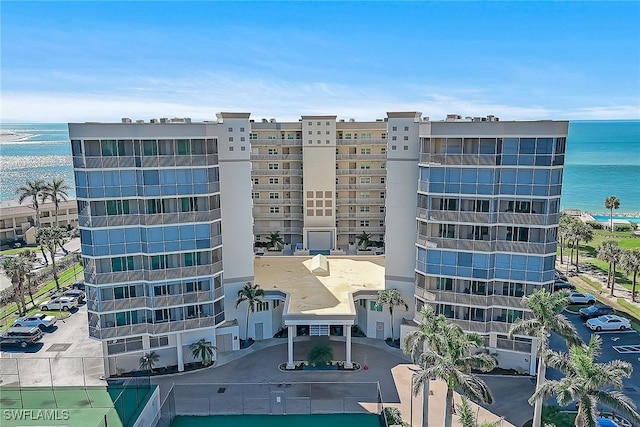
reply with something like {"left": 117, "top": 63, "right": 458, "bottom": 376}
{"left": 279, "top": 361, "right": 361, "bottom": 371}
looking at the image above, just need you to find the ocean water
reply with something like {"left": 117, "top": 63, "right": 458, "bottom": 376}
{"left": 0, "top": 121, "right": 638, "bottom": 213}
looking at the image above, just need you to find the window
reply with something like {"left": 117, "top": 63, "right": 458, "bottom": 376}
{"left": 228, "top": 127, "right": 233, "bottom": 132}
{"left": 379, "top": 206, "right": 385, "bottom": 213}
{"left": 360, "top": 220, "right": 370, "bottom": 227}
{"left": 360, "top": 177, "right": 371, "bottom": 184}
{"left": 111, "top": 256, "right": 134, "bottom": 272}
{"left": 252, "top": 178, "right": 259, "bottom": 185}
{"left": 256, "top": 301, "right": 269, "bottom": 312}
{"left": 380, "top": 177, "right": 385, "bottom": 184}
{"left": 154, "top": 308, "right": 172, "bottom": 322}
{"left": 269, "top": 192, "right": 279, "bottom": 199}
{"left": 147, "top": 199, "right": 165, "bottom": 214}
{"left": 370, "top": 301, "right": 382, "bottom": 312}
{"left": 269, "top": 206, "right": 280, "bottom": 213}
{"left": 404, "top": 126, "right": 409, "bottom": 131}
{"left": 381, "top": 162, "right": 386, "bottom": 169}
{"left": 392, "top": 136, "right": 397, "bottom": 141}
{"left": 269, "top": 177, "right": 279, "bottom": 184}
{"left": 106, "top": 200, "right": 130, "bottom": 215}
{"left": 381, "top": 147, "right": 386, "bottom": 154}
{"left": 360, "top": 192, "right": 370, "bottom": 198}
{"left": 360, "top": 164, "right": 371, "bottom": 169}
{"left": 268, "top": 163, "right": 279, "bottom": 170}
{"left": 228, "top": 137, "right": 234, "bottom": 142}
{"left": 380, "top": 191, "right": 385, "bottom": 198}
{"left": 392, "top": 126, "right": 397, "bottom": 131}
{"left": 181, "top": 197, "right": 198, "bottom": 212}
{"left": 268, "top": 148, "right": 279, "bottom": 155}
{"left": 273, "top": 300, "right": 280, "bottom": 308}
{"left": 151, "top": 255, "right": 168, "bottom": 270}
{"left": 360, "top": 148, "right": 371, "bottom": 155}
{"left": 506, "top": 227, "right": 529, "bottom": 242}
{"left": 360, "top": 206, "right": 370, "bottom": 212}
{"left": 113, "top": 285, "right": 137, "bottom": 299}
{"left": 183, "top": 252, "right": 202, "bottom": 267}
{"left": 143, "top": 140, "right": 158, "bottom": 156}
{"left": 149, "top": 336, "right": 169, "bottom": 348}
{"left": 177, "top": 139, "right": 191, "bottom": 155}
{"left": 252, "top": 192, "right": 260, "bottom": 199}
{"left": 437, "top": 277, "right": 453, "bottom": 291}
{"left": 250, "top": 133, "right": 258, "bottom": 140}
{"left": 101, "top": 140, "right": 125, "bottom": 156}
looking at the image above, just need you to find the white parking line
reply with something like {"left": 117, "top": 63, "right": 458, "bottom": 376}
{"left": 613, "top": 345, "right": 640, "bottom": 354}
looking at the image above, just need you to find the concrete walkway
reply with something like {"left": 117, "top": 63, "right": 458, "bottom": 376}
{"left": 152, "top": 337, "right": 522, "bottom": 427}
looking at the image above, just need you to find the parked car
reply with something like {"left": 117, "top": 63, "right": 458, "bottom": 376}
{"left": 568, "top": 291, "right": 596, "bottom": 305}
{"left": 71, "top": 281, "right": 85, "bottom": 291}
{"left": 40, "top": 296, "right": 78, "bottom": 311}
{"left": 553, "top": 281, "right": 577, "bottom": 292}
{"left": 586, "top": 315, "right": 631, "bottom": 332}
{"left": 13, "top": 313, "right": 57, "bottom": 330}
{"left": 579, "top": 304, "right": 615, "bottom": 320}
{"left": 53, "top": 289, "right": 85, "bottom": 303}
{"left": 0, "top": 326, "right": 44, "bottom": 348}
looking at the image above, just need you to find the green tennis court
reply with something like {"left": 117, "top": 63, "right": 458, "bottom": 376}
{"left": 0, "top": 384, "right": 156, "bottom": 427}
{"left": 171, "top": 413, "right": 381, "bottom": 427}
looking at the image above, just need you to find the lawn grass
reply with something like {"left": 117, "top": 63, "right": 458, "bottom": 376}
{"left": 0, "top": 245, "right": 41, "bottom": 256}
{"left": 0, "top": 263, "right": 82, "bottom": 330}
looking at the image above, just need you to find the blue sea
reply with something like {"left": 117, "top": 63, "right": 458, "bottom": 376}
{"left": 0, "top": 121, "right": 639, "bottom": 213}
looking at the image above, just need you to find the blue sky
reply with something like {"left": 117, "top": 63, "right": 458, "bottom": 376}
{"left": 1, "top": 1, "right": 639, "bottom": 122}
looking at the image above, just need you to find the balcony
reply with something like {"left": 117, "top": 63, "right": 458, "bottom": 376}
{"left": 140, "top": 154, "right": 218, "bottom": 168}
{"left": 89, "top": 270, "right": 145, "bottom": 285}
{"left": 336, "top": 138, "right": 387, "bottom": 145}
{"left": 250, "top": 138, "right": 302, "bottom": 146}
{"left": 250, "top": 154, "right": 302, "bottom": 161}
{"left": 418, "top": 153, "right": 498, "bottom": 166}
{"left": 339, "top": 198, "right": 386, "bottom": 204}
{"left": 336, "top": 169, "right": 385, "bottom": 176}
{"left": 252, "top": 198, "right": 303, "bottom": 205}
{"left": 422, "top": 210, "right": 493, "bottom": 224}
{"left": 448, "top": 319, "right": 489, "bottom": 334}
{"left": 101, "top": 296, "right": 150, "bottom": 312}
{"left": 254, "top": 212, "right": 304, "bottom": 220}
{"left": 336, "top": 154, "right": 387, "bottom": 160}
{"left": 252, "top": 184, "right": 303, "bottom": 191}
{"left": 145, "top": 262, "right": 223, "bottom": 282}
{"left": 416, "top": 235, "right": 493, "bottom": 252}
{"left": 428, "top": 290, "right": 490, "bottom": 307}
{"left": 253, "top": 226, "right": 303, "bottom": 234}
{"left": 79, "top": 210, "right": 221, "bottom": 228}
{"left": 497, "top": 212, "right": 558, "bottom": 226}
{"left": 336, "top": 212, "right": 385, "bottom": 219}
{"left": 337, "top": 226, "right": 385, "bottom": 234}
{"left": 82, "top": 156, "right": 137, "bottom": 169}
{"left": 251, "top": 169, "right": 303, "bottom": 176}
{"left": 495, "top": 241, "right": 557, "bottom": 254}
{"left": 336, "top": 184, "right": 386, "bottom": 190}
{"left": 154, "top": 291, "right": 214, "bottom": 307}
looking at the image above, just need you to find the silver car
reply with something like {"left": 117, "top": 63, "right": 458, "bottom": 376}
{"left": 40, "top": 296, "right": 78, "bottom": 311}
{"left": 13, "top": 313, "right": 57, "bottom": 330}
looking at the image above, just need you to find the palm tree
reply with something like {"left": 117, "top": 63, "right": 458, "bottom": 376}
{"left": 307, "top": 343, "right": 333, "bottom": 367}
{"left": 403, "top": 305, "right": 448, "bottom": 427}
{"left": 571, "top": 221, "right": 593, "bottom": 272}
{"left": 620, "top": 248, "right": 640, "bottom": 302}
{"left": 533, "top": 335, "right": 640, "bottom": 427}
{"left": 558, "top": 215, "right": 575, "bottom": 265}
{"left": 604, "top": 195, "right": 620, "bottom": 233}
{"left": 139, "top": 351, "right": 160, "bottom": 373}
{"left": 457, "top": 396, "right": 500, "bottom": 427}
{"left": 597, "top": 240, "right": 621, "bottom": 295}
{"left": 375, "top": 288, "right": 408, "bottom": 341}
{"left": 189, "top": 339, "right": 216, "bottom": 366}
{"left": 18, "top": 250, "right": 37, "bottom": 308}
{"left": 508, "top": 289, "right": 580, "bottom": 427}
{"left": 2, "top": 256, "right": 31, "bottom": 316}
{"left": 235, "top": 282, "right": 265, "bottom": 340}
{"left": 16, "top": 179, "right": 46, "bottom": 228}
{"left": 413, "top": 321, "right": 496, "bottom": 427}
{"left": 36, "top": 226, "right": 68, "bottom": 291}
{"left": 266, "top": 232, "right": 284, "bottom": 250}
{"left": 356, "top": 232, "right": 372, "bottom": 250}
{"left": 44, "top": 178, "right": 70, "bottom": 226}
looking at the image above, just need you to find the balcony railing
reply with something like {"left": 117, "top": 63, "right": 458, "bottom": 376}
{"left": 101, "top": 296, "right": 150, "bottom": 312}
{"left": 250, "top": 138, "right": 302, "bottom": 146}
{"left": 495, "top": 241, "right": 557, "bottom": 254}
{"left": 336, "top": 138, "right": 386, "bottom": 145}
{"left": 88, "top": 262, "right": 223, "bottom": 285}
{"left": 252, "top": 198, "right": 302, "bottom": 205}
{"left": 336, "top": 154, "right": 387, "bottom": 160}
{"left": 336, "top": 212, "right": 385, "bottom": 219}
{"left": 496, "top": 212, "right": 558, "bottom": 226}
{"left": 78, "top": 210, "right": 221, "bottom": 228}
{"left": 252, "top": 184, "right": 303, "bottom": 191}
{"left": 253, "top": 226, "right": 303, "bottom": 234}
{"left": 140, "top": 154, "right": 218, "bottom": 168}
{"left": 251, "top": 169, "right": 303, "bottom": 176}
{"left": 336, "top": 169, "right": 386, "bottom": 176}
{"left": 337, "top": 226, "right": 385, "bottom": 233}
{"left": 250, "top": 154, "right": 303, "bottom": 161}
{"left": 417, "top": 235, "right": 493, "bottom": 252}
{"left": 419, "top": 153, "right": 498, "bottom": 166}
{"left": 339, "top": 198, "right": 386, "bottom": 204}
{"left": 254, "top": 212, "right": 304, "bottom": 220}
{"left": 89, "top": 316, "right": 218, "bottom": 339}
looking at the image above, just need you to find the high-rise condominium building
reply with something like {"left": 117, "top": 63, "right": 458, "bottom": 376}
{"left": 70, "top": 112, "right": 567, "bottom": 375}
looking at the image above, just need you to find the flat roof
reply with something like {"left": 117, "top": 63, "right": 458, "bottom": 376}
{"left": 255, "top": 256, "right": 385, "bottom": 320}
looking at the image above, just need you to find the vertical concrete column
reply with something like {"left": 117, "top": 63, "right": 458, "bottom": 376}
{"left": 287, "top": 325, "right": 295, "bottom": 369}
{"left": 176, "top": 332, "right": 184, "bottom": 372}
{"left": 345, "top": 324, "right": 353, "bottom": 369}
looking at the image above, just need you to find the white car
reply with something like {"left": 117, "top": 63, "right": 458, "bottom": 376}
{"left": 13, "top": 313, "right": 57, "bottom": 330}
{"left": 40, "top": 296, "right": 78, "bottom": 311}
{"left": 568, "top": 291, "right": 596, "bottom": 305}
{"left": 586, "top": 315, "right": 632, "bottom": 332}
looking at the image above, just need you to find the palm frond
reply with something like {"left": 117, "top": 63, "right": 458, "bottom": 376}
{"left": 595, "top": 390, "right": 640, "bottom": 426}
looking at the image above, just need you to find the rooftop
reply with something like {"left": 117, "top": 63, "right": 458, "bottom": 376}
{"left": 254, "top": 256, "right": 385, "bottom": 319}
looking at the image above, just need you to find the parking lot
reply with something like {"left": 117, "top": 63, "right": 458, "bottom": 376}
{"left": 0, "top": 304, "right": 106, "bottom": 387}
{"left": 550, "top": 308, "right": 640, "bottom": 407}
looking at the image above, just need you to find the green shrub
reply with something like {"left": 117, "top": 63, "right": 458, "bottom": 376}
{"left": 542, "top": 405, "right": 575, "bottom": 427}
{"left": 614, "top": 224, "right": 632, "bottom": 232}
{"left": 586, "top": 221, "right": 602, "bottom": 229}
{"left": 307, "top": 343, "right": 333, "bottom": 367}
{"left": 384, "top": 407, "right": 404, "bottom": 426}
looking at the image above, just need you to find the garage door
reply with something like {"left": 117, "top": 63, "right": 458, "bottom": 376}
{"left": 216, "top": 333, "right": 233, "bottom": 352}
{"left": 308, "top": 231, "right": 332, "bottom": 252}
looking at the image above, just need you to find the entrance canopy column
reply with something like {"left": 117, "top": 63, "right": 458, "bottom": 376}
{"left": 345, "top": 324, "right": 353, "bottom": 369}
{"left": 286, "top": 325, "right": 295, "bottom": 369}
